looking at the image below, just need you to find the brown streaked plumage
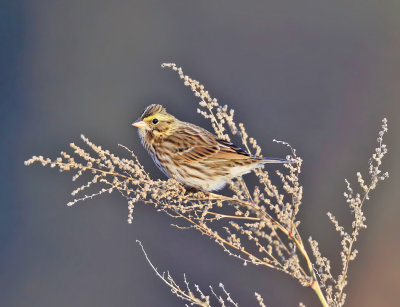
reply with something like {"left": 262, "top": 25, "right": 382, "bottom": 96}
{"left": 133, "top": 104, "right": 289, "bottom": 191}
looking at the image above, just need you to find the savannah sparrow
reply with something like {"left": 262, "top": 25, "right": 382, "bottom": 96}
{"left": 133, "top": 104, "right": 289, "bottom": 191}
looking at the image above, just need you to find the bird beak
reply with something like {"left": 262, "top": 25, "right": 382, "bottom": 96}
{"left": 132, "top": 120, "right": 147, "bottom": 128}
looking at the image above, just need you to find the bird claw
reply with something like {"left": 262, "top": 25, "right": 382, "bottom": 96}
{"left": 184, "top": 186, "right": 201, "bottom": 194}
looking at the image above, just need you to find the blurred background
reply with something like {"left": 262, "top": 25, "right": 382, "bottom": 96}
{"left": 1, "top": 0, "right": 399, "bottom": 306}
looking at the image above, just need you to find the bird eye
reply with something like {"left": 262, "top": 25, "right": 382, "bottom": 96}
{"left": 152, "top": 118, "right": 158, "bottom": 124}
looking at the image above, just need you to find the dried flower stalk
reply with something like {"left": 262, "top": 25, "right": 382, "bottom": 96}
{"left": 136, "top": 240, "right": 241, "bottom": 307}
{"left": 25, "top": 64, "right": 389, "bottom": 306}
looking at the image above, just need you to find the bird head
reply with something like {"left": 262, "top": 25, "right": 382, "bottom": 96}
{"left": 132, "top": 104, "right": 177, "bottom": 137}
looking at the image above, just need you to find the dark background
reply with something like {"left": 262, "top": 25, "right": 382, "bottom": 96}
{"left": 1, "top": 1, "right": 399, "bottom": 306}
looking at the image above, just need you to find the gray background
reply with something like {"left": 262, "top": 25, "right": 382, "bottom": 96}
{"left": 1, "top": 0, "right": 399, "bottom": 306}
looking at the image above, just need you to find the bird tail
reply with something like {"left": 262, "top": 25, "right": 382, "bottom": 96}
{"left": 261, "top": 157, "right": 291, "bottom": 164}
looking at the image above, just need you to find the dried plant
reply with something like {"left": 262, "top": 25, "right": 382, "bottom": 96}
{"left": 25, "top": 63, "right": 389, "bottom": 306}
{"left": 136, "top": 240, "right": 241, "bottom": 307}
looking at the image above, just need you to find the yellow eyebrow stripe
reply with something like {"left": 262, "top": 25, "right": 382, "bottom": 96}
{"left": 143, "top": 114, "right": 168, "bottom": 121}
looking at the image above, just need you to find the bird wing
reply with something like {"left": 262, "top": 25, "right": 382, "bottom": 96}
{"left": 215, "top": 139, "right": 252, "bottom": 160}
{"left": 167, "top": 123, "right": 251, "bottom": 163}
